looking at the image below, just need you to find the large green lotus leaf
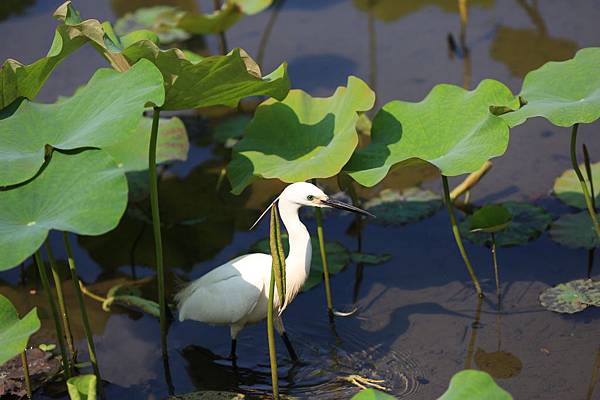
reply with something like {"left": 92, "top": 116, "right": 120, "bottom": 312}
{"left": 345, "top": 80, "right": 518, "bottom": 187}
{"left": 437, "top": 370, "right": 512, "bottom": 400}
{"left": 227, "top": 76, "right": 375, "bottom": 194}
{"left": 0, "top": 294, "right": 41, "bottom": 365}
{"left": 352, "top": 0, "right": 493, "bottom": 22}
{"left": 0, "top": 59, "right": 164, "bottom": 186}
{"left": 501, "top": 47, "right": 600, "bottom": 128}
{"left": 549, "top": 211, "right": 600, "bottom": 249}
{"left": 460, "top": 202, "right": 551, "bottom": 247}
{"left": 121, "top": 45, "right": 289, "bottom": 111}
{"left": 469, "top": 204, "right": 512, "bottom": 233}
{"left": 177, "top": 3, "right": 242, "bottom": 34}
{"left": 352, "top": 388, "right": 397, "bottom": 400}
{"left": 363, "top": 188, "right": 442, "bottom": 227}
{"left": 104, "top": 116, "right": 189, "bottom": 172}
{"left": 0, "top": 150, "right": 128, "bottom": 271}
{"left": 553, "top": 162, "right": 600, "bottom": 210}
{"left": 67, "top": 374, "right": 97, "bottom": 400}
{"left": 539, "top": 279, "right": 600, "bottom": 314}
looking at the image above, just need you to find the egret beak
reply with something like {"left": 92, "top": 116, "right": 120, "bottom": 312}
{"left": 320, "top": 198, "right": 374, "bottom": 218}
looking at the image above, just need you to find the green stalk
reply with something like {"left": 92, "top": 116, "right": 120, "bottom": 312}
{"left": 21, "top": 351, "right": 32, "bottom": 399}
{"left": 312, "top": 180, "right": 334, "bottom": 321}
{"left": 213, "top": 0, "right": 229, "bottom": 55}
{"left": 442, "top": 175, "right": 483, "bottom": 297}
{"left": 63, "top": 232, "right": 102, "bottom": 385}
{"left": 570, "top": 124, "right": 600, "bottom": 241}
{"left": 267, "top": 207, "right": 280, "bottom": 399}
{"left": 45, "top": 240, "right": 75, "bottom": 364}
{"left": 149, "top": 107, "right": 168, "bottom": 359}
{"left": 34, "top": 250, "right": 70, "bottom": 378}
{"left": 491, "top": 233, "right": 500, "bottom": 300}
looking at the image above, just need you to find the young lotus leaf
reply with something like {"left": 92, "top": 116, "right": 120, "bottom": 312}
{"left": 352, "top": 388, "right": 397, "bottom": 400}
{"left": 539, "top": 279, "right": 600, "bottom": 314}
{"left": 121, "top": 45, "right": 289, "bottom": 111}
{"left": 0, "top": 59, "right": 164, "bottom": 186}
{"left": 345, "top": 80, "right": 519, "bottom": 187}
{"left": 250, "top": 234, "right": 389, "bottom": 292}
{"left": 501, "top": 47, "right": 600, "bottom": 128}
{"left": 0, "top": 150, "right": 128, "bottom": 271}
{"left": 460, "top": 202, "right": 551, "bottom": 247}
{"left": 469, "top": 204, "right": 512, "bottom": 233}
{"left": 228, "top": 76, "right": 375, "bottom": 194}
{"left": 363, "top": 188, "right": 442, "bottom": 226}
{"left": 437, "top": 370, "right": 512, "bottom": 400}
{"left": 549, "top": 211, "right": 600, "bottom": 249}
{"left": 0, "top": 294, "right": 41, "bottom": 365}
{"left": 553, "top": 162, "right": 600, "bottom": 209}
{"left": 104, "top": 116, "right": 189, "bottom": 172}
{"left": 67, "top": 374, "right": 97, "bottom": 400}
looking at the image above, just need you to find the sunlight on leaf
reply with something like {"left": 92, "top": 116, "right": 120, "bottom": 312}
{"left": 0, "top": 294, "right": 40, "bottom": 365}
{"left": 549, "top": 211, "right": 600, "bottom": 249}
{"left": 67, "top": 374, "right": 97, "bottom": 400}
{"left": 539, "top": 279, "right": 600, "bottom": 314}
{"left": 352, "top": 388, "right": 396, "bottom": 399}
{"left": 437, "top": 370, "right": 512, "bottom": 400}
{"left": 469, "top": 204, "right": 512, "bottom": 233}
{"left": 115, "top": 6, "right": 189, "bottom": 44}
{"left": 553, "top": 162, "right": 600, "bottom": 210}
{"left": 363, "top": 188, "right": 442, "bottom": 226}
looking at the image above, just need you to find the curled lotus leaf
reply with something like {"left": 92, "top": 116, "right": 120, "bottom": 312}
{"left": 363, "top": 188, "right": 442, "bottom": 227}
{"left": 460, "top": 202, "right": 551, "bottom": 247}
{"left": 0, "top": 294, "right": 41, "bottom": 365}
{"left": 345, "top": 80, "right": 519, "bottom": 187}
{"left": 501, "top": 47, "right": 600, "bottom": 128}
{"left": 553, "top": 162, "right": 600, "bottom": 210}
{"left": 0, "top": 59, "right": 164, "bottom": 186}
{"left": 539, "top": 279, "right": 600, "bottom": 314}
{"left": 0, "top": 150, "right": 128, "bottom": 271}
{"left": 549, "top": 211, "right": 600, "bottom": 249}
{"left": 437, "top": 370, "right": 512, "bottom": 400}
{"left": 469, "top": 204, "right": 512, "bottom": 233}
{"left": 227, "top": 76, "right": 375, "bottom": 194}
{"left": 67, "top": 374, "right": 97, "bottom": 400}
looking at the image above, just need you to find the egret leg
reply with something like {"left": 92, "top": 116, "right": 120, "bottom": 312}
{"left": 229, "top": 339, "right": 237, "bottom": 361}
{"left": 276, "top": 316, "right": 299, "bottom": 362}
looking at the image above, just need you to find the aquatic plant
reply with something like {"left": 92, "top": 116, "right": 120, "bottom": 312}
{"left": 67, "top": 374, "right": 97, "bottom": 400}
{"left": 362, "top": 188, "right": 442, "bottom": 227}
{"left": 539, "top": 279, "right": 600, "bottom": 314}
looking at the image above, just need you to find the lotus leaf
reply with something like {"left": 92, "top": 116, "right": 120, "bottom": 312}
{"left": 0, "top": 59, "right": 164, "bottom": 186}
{"left": 177, "top": 3, "right": 242, "bottom": 35}
{"left": 501, "top": 47, "right": 600, "bottom": 128}
{"left": 213, "top": 114, "right": 252, "bottom": 144}
{"left": 437, "top": 370, "right": 512, "bottom": 400}
{"left": 539, "top": 279, "right": 600, "bottom": 314}
{"left": 461, "top": 202, "right": 551, "bottom": 247}
{"left": 363, "top": 188, "right": 442, "bottom": 226}
{"left": 250, "top": 233, "right": 389, "bottom": 291}
{"left": 104, "top": 116, "right": 189, "bottom": 172}
{"left": 67, "top": 374, "right": 97, "bottom": 400}
{"left": 0, "top": 150, "right": 128, "bottom": 271}
{"left": 549, "top": 211, "right": 600, "bottom": 249}
{"left": 115, "top": 6, "right": 190, "bottom": 44}
{"left": 345, "top": 80, "right": 519, "bottom": 187}
{"left": 553, "top": 162, "right": 600, "bottom": 210}
{"left": 227, "top": 76, "right": 375, "bottom": 194}
{"left": 0, "top": 294, "right": 41, "bottom": 365}
{"left": 352, "top": 388, "right": 396, "bottom": 400}
{"left": 469, "top": 205, "right": 512, "bottom": 233}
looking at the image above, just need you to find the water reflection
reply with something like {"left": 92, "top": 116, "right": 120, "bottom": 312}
{"left": 353, "top": 0, "right": 494, "bottom": 22}
{"left": 0, "top": 0, "right": 35, "bottom": 22}
{"left": 110, "top": 0, "right": 198, "bottom": 17}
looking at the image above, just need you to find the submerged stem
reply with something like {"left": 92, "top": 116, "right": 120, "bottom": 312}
{"left": 34, "top": 251, "right": 70, "bottom": 378}
{"left": 21, "top": 351, "right": 32, "bottom": 399}
{"left": 491, "top": 233, "right": 500, "bottom": 301}
{"left": 63, "top": 232, "right": 102, "bottom": 388}
{"left": 570, "top": 124, "right": 600, "bottom": 241}
{"left": 442, "top": 175, "right": 483, "bottom": 297}
{"left": 149, "top": 107, "right": 168, "bottom": 360}
{"left": 267, "top": 208, "right": 280, "bottom": 399}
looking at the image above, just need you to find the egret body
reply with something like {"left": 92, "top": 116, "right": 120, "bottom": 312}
{"left": 175, "top": 182, "right": 371, "bottom": 362}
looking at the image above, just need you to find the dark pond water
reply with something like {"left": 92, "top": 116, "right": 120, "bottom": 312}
{"left": 2, "top": 0, "right": 600, "bottom": 399}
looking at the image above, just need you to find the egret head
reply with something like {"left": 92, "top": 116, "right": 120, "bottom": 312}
{"left": 281, "top": 182, "right": 373, "bottom": 216}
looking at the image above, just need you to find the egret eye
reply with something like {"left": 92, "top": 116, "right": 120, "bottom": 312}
{"left": 306, "top": 195, "right": 315, "bottom": 201}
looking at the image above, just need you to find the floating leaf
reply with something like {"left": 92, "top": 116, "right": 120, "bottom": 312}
{"left": 539, "top": 279, "right": 600, "bottom": 314}
{"left": 501, "top": 47, "right": 600, "bottom": 128}
{"left": 469, "top": 204, "right": 512, "bottom": 233}
{"left": 0, "top": 294, "right": 41, "bottom": 365}
{"left": 228, "top": 76, "right": 375, "bottom": 194}
{"left": 553, "top": 162, "right": 600, "bottom": 210}
{"left": 346, "top": 80, "right": 518, "bottom": 187}
{"left": 0, "top": 59, "right": 164, "bottom": 186}
{"left": 67, "top": 374, "right": 97, "bottom": 400}
{"left": 461, "top": 202, "right": 551, "bottom": 247}
{"left": 0, "top": 150, "right": 128, "bottom": 271}
{"left": 115, "top": 6, "right": 190, "bottom": 44}
{"left": 104, "top": 116, "right": 189, "bottom": 172}
{"left": 474, "top": 348, "right": 522, "bottom": 379}
{"left": 350, "top": 253, "right": 392, "bottom": 264}
{"left": 352, "top": 388, "right": 396, "bottom": 400}
{"left": 437, "top": 370, "right": 512, "bottom": 400}
{"left": 363, "top": 188, "right": 442, "bottom": 226}
{"left": 549, "top": 211, "right": 600, "bottom": 249}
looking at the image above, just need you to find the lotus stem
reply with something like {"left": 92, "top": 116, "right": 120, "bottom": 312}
{"left": 267, "top": 208, "right": 280, "bottom": 399}
{"left": 442, "top": 175, "right": 483, "bottom": 297}
{"left": 450, "top": 161, "right": 492, "bottom": 201}
{"left": 583, "top": 144, "right": 596, "bottom": 212}
{"left": 491, "top": 233, "right": 500, "bottom": 301}
{"left": 21, "top": 351, "right": 32, "bottom": 399}
{"left": 149, "top": 107, "right": 168, "bottom": 360}
{"left": 256, "top": 0, "right": 286, "bottom": 66}
{"left": 586, "top": 346, "right": 600, "bottom": 400}
{"left": 45, "top": 240, "right": 75, "bottom": 365}
{"left": 464, "top": 296, "right": 483, "bottom": 369}
{"left": 34, "top": 250, "right": 70, "bottom": 378}
{"left": 213, "top": 0, "right": 229, "bottom": 55}
{"left": 63, "top": 232, "right": 102, "bottom": 387}
{"left": 570, "top": 124, "right": 600, "bottom": 241}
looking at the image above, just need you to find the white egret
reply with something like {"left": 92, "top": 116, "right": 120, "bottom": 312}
{"left": 175, "top": 182, "right": 373, "bottom": 362}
